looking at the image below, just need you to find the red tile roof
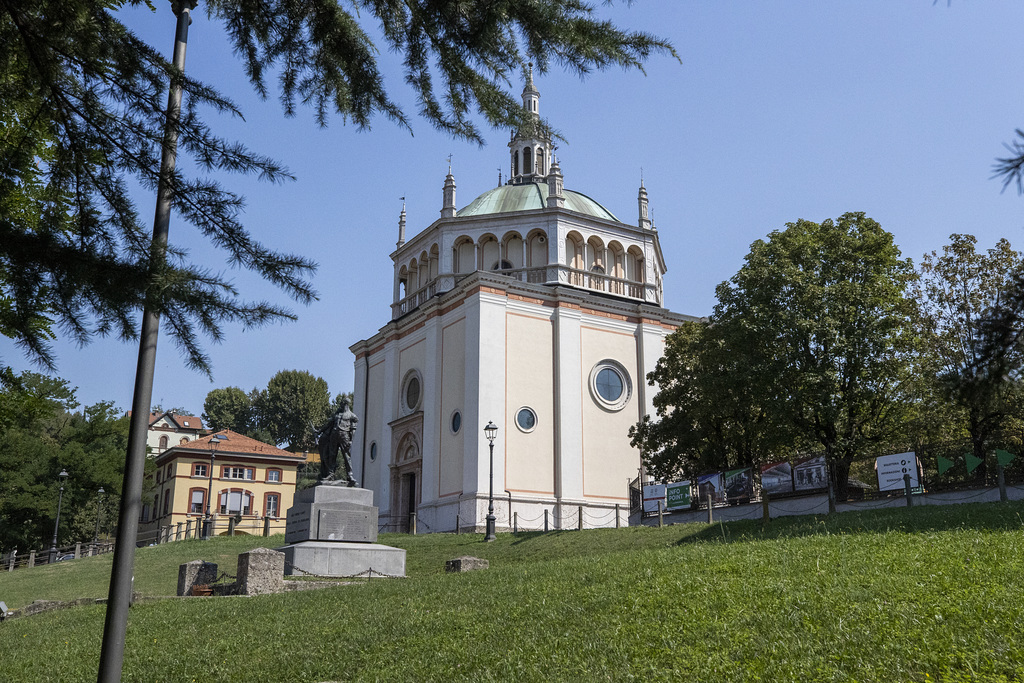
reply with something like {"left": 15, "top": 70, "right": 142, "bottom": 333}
{"left": 185, "top": 429, "right": 303, "bottom": 458}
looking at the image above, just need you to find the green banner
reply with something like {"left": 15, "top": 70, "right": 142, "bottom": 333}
{"left": 937, "top": 455, "right": 954, "bottom": 475}
{"left": 996, "top": 449, "right": 1016, "bottom": 467}
{"left": 965, "top": 452, "right": 984, "bottom": 473}
{"left": 666, "top": 482, "right": 691, "bottom": 510}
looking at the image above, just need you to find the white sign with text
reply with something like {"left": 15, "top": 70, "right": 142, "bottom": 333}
{"left": 876, "top": 452, "right": 919, "bottom": 491}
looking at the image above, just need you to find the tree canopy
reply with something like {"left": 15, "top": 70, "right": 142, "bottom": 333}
{"left": 638, "top": 213, "right": 919, "bottom": 502}
{"left": 1, "top": 0, "right": 674, "bottom": 373}
{"left": 0, "top": 371, "right": 131, "bottom": 552}
{"left": 912, "top": 234, "right": 1024, "bottom": 461}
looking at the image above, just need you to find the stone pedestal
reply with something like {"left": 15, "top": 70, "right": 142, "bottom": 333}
{"left": 278, "top": 484, "right": 405, "bottom": 578}
{"left": 284, "top": 485, "right": 378, "bottom": 544}
{"left": 177, "top": 560, "right": 218, "bottom": 596}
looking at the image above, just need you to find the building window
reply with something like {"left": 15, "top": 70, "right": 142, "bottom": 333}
{"left": 159, "top": 435, "right": 168, "bottom": 451}
{"left": 220, "top": 490, "right": 252, "bottom": 515}
{"left": 162, "top": 492, "right": 170, "bottom": 516}
{"left": 193, "top": 463, "right": 207, "bottom": 477}
{"left": 267, "top": 469, "right": 282, "bottom": 483}
{"left": 450, "top": 411, "right": 462, "bottom": 434}
{"left": 369, "top": 442, "right": 377, "bottom": 462}
{"left": 223, "top": 466, "right": 254, "bottom": 480}
{"left": 141, "top": 504, "right": 150, "bottom": 523}
{"left": 166, "top": 464, "right": 173, "bottom": 479}
{"left": 515, "top": 407, "right": 537, "bottom": 433}
{"left": 589, "top": 360, "right": 632, "bottom": 411}
{"left": 156, "top": 471, "right": 161, "bottom": 484}
{"left": 180, "top": 436, "right": 189, "bottom": 445}
{"left": 190, "top": 489, "right": 205, "bottom": 514}
{"left": 402, "top": 370, "right": 422, "bottom": 414}
{"left": 265, "top": 493, "right": 280, "bottom": 518}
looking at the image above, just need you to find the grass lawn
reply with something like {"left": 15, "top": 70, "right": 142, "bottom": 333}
{"left": 1, "top": 501, "right": 1023, "bottom": 681}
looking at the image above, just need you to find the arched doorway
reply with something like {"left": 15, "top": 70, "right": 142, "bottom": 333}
{"left": 389, "top": 428, "right": 422, "bottom": 532}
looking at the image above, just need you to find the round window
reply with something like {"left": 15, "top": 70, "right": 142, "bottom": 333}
{"left": 516, "top": 407, "right": 537, "bottom": 433}
{"left": 451, "top": 411, "right": 462, "bottom": 434}
{"left": 369, "top": 442, "right": 377, "bottom": 462}
{"left": 595, "top": 367, "right": 623, "bottom": 402}
{"left": 589, "top": 360, "right": 631, "bottom": 411}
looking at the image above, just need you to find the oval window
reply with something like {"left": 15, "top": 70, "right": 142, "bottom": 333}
{"left": 369, "top": 442, "right": 377, "bottom": 462}
{"left": 516, "top": 407, "right": 537, "bottom": 433}
{"left": 402, "top": 371, "right": 422, "bottom": 413}
{"left": 451, "top": 411, "right": 462, "bottom": 434}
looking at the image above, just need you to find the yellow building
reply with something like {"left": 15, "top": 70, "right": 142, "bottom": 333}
{"left": 142, "top": 430, "right": 305, "bottom": 536}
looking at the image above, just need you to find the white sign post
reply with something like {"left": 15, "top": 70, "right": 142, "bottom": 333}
{"left": 876, "top": 452, "right": 919, "bottom": 491}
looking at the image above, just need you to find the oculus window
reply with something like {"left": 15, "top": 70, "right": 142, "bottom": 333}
{"left": 369, "top": 442, "right": 377, "bottom": 462}
{"left": 515, "top": 407, "right": 537, "bottom": 433}
{"left": 590, "top": 360, "right": 631, "bottom": 411}
{"left": 450, "top": 411, "right": 462, "bottom": 434}
{"left": 401, "top": 370, "right": 422, "bottom": 414}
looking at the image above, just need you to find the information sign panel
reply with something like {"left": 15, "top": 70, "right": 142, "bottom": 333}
{"left": 876, "top": 452, "right": 919, "bottom": 491}
{"left": 666, "top": 481, "right": 692, "bottom": 510}
{"left": 643, "top": 484, "right": 666, "bottom": 513}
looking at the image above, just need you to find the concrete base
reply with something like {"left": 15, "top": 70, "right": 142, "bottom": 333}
{"left": 277, "top": 541, "right": 406, "bottom": 578}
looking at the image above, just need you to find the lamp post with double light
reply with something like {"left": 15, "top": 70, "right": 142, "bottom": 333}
{"left": 48, "top": 469, "right": 70, "bottom": 563}
{"left": 484, "top": 421, "right": 497, "bottom": 542}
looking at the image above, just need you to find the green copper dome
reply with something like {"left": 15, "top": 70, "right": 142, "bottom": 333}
{"left": 458, "top": 182, "right": 619, "bottom": 222}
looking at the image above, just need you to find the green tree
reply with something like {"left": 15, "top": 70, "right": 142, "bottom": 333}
{"left": 202, "top": 386, "right": 254, "bottom": 432}
{"left": 255, "top": 369, "right": 331, "bottom": 450}
{"left": 0, "top": 372, "right": 131, "bottom": 552}
{"left": 724, "top": 214, "right": 918, "bottom": 505}
{"left": 911, "top": 234, "right": 1024, "bottom": 463}
{"left": 1, "top": 0, "right": 674, "bottom": 373}
{"left": 630, "top": 319, "right": 797, "bottom": 482}
{"left": 644, "top": 214, "right": 918, "bottom": 504}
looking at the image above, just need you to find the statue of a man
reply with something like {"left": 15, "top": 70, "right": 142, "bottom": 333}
{"left": 314, "top": 399, "right": 359, "bottom": 486}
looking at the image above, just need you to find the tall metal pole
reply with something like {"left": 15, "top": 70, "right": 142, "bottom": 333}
{"left": 98, "top": 2, "right": 196, "bottom": 679}
{"left": 48, "top": 470, "right": 69, "bottom": 563}
{"left": 93, "top": 487, "right": 105, "bottom": 545}
{"left": 484, "top": 422, "right": 497, "bottom": 542}
{"left": 203, "top": 450, "right": 216, "bottom": 540}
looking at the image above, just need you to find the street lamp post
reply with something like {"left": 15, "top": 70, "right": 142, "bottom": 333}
{"left": 93, "top": 486, "right": 106, "bottom": 546}
{"left": 484, "top": 421, "right": 498, "bottom": 542}
{"left": 204, "top": 433, "right": 227, "bottom": 540}
{"left": 48, "top": 469, "right": 70, "bottom": 564}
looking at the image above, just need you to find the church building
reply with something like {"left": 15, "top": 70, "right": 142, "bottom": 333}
{"left": 349, "top": 73, "right": 695, "bottom": 533}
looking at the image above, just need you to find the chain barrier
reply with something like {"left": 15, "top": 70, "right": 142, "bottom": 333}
{"left": 281, "top": 558, "right": 403, "bottom": 580}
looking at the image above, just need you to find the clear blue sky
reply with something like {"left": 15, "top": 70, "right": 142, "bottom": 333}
{"left": 3, "top": 1, "right": 1024, "bottom": 417}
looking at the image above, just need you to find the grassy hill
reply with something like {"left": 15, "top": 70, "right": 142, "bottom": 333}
{"left": 2, "top": 501, "right": 1023, "bottom": 682}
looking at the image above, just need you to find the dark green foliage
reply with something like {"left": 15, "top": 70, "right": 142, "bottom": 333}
{"left": 202, "top": 386, "right": 256, "bottom": 433}
{"left": 0, "top": 371, "right": 132, "bottom": 552}
{"left": 1, "top": 0, "right": 673, "bottom": 374}
{"left": 639, "top": 214, "right": 918, "bottom": 497}
{"left": 253, "top": 369, "right": 331, "bottom": 449}
{"left": 912, "top": 234, "right": 1024, "bottom": 466}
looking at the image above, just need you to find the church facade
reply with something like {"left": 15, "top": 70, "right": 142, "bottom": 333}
{"left": 349, "top": 74, "right": 695, "bottom": 533}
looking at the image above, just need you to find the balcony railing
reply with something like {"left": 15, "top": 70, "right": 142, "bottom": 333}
{"left": 392, "top": 265, "right": 658, "bottom": 319}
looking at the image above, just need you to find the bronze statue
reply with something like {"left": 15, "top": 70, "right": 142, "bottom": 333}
{"left": 314, "top": 400, "right": 359, "bottom": 486}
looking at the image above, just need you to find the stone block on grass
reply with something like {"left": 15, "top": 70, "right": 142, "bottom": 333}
{"left": 177, "top": 560, "right": 218, "bottom": 597}
{"left": 237, "top": 547, "right": 285, "bottom": 595}
{"left": 445, "top": 556, "right": 489, "bottom": 573}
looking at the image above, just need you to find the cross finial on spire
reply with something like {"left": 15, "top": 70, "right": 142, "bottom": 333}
{"left": 447, "top": 153, "right": 453, "bottom": 173}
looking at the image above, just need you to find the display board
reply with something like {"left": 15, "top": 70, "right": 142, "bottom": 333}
{"left": 642, "top": 484, "right": 666, "bottom": 513}
{"left": 666, "top": 481, "right": 692, "bottom": 510}
{"left": 876, "top": 452, "right": 919, "bottom": 491}
{"left": 760, "top": 460, "right": 794, "bottom": 495}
